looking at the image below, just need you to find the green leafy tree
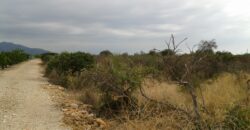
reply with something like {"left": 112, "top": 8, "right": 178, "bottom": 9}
{"left": 99, "top": 50, "right": 113, "bottom": 56}
{"left": 0, "top": 50, "right": 29, "bottom": 69}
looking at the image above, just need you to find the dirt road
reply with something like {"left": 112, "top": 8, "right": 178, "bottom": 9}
{"left": 0, "top": 59, "right": 70, "bottom": 130}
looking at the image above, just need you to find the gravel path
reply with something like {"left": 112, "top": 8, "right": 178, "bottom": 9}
{"left": 0, "top": 59, "right": 70, "bottom": 130}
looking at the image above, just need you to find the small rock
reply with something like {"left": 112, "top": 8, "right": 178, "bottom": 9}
{"left": 65, "top": 112, "right": 71, "bottom": 115}
{"left": 71, "top": 112, "right": 78, "bottom": 117}
{"left": 61, "top": 108, "right": 68, "bottom": 112}
{"left": 70, "top": 103, "right": 79, "bottom": 109}
{"left": 85, "top": 125, "right": 92, "bottom": 130}
{"left": 80, "top": 110, "right": 88, "bottom": 114}
{"left": 86, "top": 113, "right": 94, "bottom": 117}
{"left": 95, "top": 118, "right": 107, "bottom": 128}
{"left": 64, "top": 103, "right": 71, "bottom": 107}
{"left": 83, "top": 104, "right": 93, "bottom": 108}
{"left": 58, "top": 86, "right": 65, "bottom": 91}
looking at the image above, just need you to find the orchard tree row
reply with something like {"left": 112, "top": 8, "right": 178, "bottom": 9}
{"left": 0, "top": 50, "right": 29, "bottom": 69}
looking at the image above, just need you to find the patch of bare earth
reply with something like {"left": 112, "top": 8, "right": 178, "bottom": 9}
{"left": 0, "top": 59, "right": 69, "bottom": 130}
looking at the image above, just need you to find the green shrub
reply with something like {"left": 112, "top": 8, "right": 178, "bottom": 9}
{"left": 215, "top": 51, "right": 233, "bottom": 63}
{"left": 41, "top": 53, "right": 57, "bottom": 63}
{"left": 99, "top": 50, "right": 113, "bottom": 56}
{"left": 130, "top": 54, "right": 163, "bottom": 78}
{"left": 160, "top": 49, "right": 175, "bottom": 56}
{"left": 93, "top": 57, "right": 143, "bottom": 116}
{"left": 71, "top": 55, "right": 145, "bottom": 116}
{"left": 224, "top": 106, "right": 250, "bottom": 130}
{"left": 70, "top": 52, "right": 94, "bottom": 73}
{"left": 0, "top": 53, "right": 9, "bottom": 69}
{"left": 46, "top": 52, "right": 94, "bottom": 75}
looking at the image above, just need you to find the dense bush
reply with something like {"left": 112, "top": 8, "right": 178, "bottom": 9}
{"left": 160, "top": 49, "right": 175, "bottom": 56}
{"left": 46, "top": 52, "right": 94, "bottom": 74}
{"left": 0, "top": 53, "right": 9, "bottom": 69}
{"left": 93, "top": 56, "right": 144, "bottom": 116}
{"left": 40, "top": 52, "right": 57, "bottom": 63}
{"left": 99, "top": 50, "right": 113, "bottom": 56}
{"left": 0, "top": 50, "right": 29, "bottom": 69}
{"left": 43, "top": 45, "right": 250, "bottom": 126}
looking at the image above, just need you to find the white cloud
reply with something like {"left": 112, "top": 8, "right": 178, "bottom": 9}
{"left": 223, "top": 0, "right": 250, "bottom": 18}
{"left": 146, "top": 24, "right": 183, "bottom": 31}
{"left": 24, "top": 22, "right": 86, "bottom": 35}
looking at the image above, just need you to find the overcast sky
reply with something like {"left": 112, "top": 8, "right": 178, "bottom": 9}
{"left": 1, "top": 0, "right": 250, "bottom": 54}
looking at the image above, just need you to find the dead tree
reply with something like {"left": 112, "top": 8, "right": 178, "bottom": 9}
{"left": 140, "top": 34, "right": 209, "bottom": 129}
{"left": 247, "top": 79, "right": 250, "bottom": 90}
{"left": 164, "top": 35, "right": 212, "bottom": 129}
{"left": 178, "top": 62, "right": 205, "bottom": 130}
{"left": 165, "top": 34, "right": 188, "bottom": 54}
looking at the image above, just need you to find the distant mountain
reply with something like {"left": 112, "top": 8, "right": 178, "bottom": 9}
{"left": 0, "top": 42, "right": 49, "bottom": 55}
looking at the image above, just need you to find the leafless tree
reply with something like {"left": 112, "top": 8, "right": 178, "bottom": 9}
{"left": 247, "top": 79, "right": 250, "bottom": 90}
{"left": 164, "top": 34, "right": 188, "bottom": 54}
{"left": 140, "top": 34, "right": 212, "bottom": 129}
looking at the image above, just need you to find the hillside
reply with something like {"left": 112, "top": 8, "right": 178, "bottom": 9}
{"left": 0, "top": 42, "right": 49, "bottom": 55}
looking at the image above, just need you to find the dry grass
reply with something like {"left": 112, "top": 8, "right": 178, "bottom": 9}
{"left": 136, "top": 79, "right": 191, "bottom": 109}
{"left": 201, "top": 73, "right": 248, "bottom": 108}
{"left": 78, "top": 88, "right": 102, "bottom": 108}
{"left": 110, "top": 73, "right": 250, "bottom": 130}
{"left": 108, "top": 79, "right": 194, "bottom": 130}
{"left": 109, "top": 114, "right": 194, "bottom": 130}
{"left": 55, "top": 71, "right": 249, "bottom": 129}
{"left": 199, "top": 73, "right": 250, "bottom": 125}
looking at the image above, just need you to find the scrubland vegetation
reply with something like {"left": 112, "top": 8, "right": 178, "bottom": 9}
{"left": 0, "top": 50, "right": 29, "bottom": 69}
{"left": 41, "top": 37, "right": 250, "bottom": 130}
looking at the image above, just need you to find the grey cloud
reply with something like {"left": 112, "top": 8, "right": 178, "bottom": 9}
{"left": 0, "top": 0, "right": 249, "bottom": 54}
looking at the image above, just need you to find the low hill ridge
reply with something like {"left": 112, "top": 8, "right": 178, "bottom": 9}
{"left": 0, "top": 42, "right": 49, "bottom": 55}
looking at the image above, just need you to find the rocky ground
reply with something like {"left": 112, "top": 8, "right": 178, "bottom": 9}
{"left": 43, "top": 84, "right": 108, "bottom": 130}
